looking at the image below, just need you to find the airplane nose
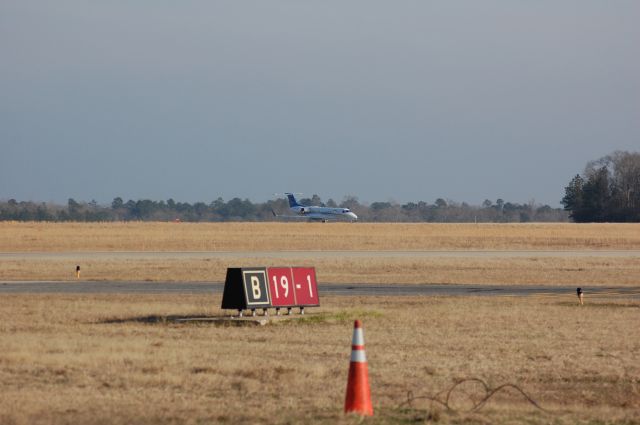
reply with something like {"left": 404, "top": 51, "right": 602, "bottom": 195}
{"left": 348, "top": 212, "right": 358, "bottom": 220}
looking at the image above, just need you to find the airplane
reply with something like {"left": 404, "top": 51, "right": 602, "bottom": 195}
{"left": 272, "top": 193, "right": 358, "bottom": 222}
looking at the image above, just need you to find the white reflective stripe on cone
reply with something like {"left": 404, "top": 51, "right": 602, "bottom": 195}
{"left": 351, "top": 349, "right": 367, "bottom": 363}
{"left": 351, "top": 328, "right": 364, "bottom": 346}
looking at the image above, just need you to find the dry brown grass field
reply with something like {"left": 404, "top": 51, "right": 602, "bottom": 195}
{"left": 0, "top": 294, "right": 638, "bottom": 425}
{"left": 2, "top": 223, "right": 640, "bottom": 424}
{"left": 2, "top": 222, "right": 640, "bottom": 251}
{"left": 2, "top": 256, "right": 640, "bottom": 286}
{"left": 1, "top": 222, "right": 640, "bottom": 285}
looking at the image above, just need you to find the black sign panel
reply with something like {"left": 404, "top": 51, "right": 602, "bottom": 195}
{"left": 221, "top": 268, "right": 246, "bottom": 310}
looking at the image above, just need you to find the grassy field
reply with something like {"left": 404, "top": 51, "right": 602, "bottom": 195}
{"left": 2, "top": 222, "right": 640, "bottom": 251}
{"left": 1, "top": 222, "right": 640, "bottom": 285}
{"left": 0, "top": 294, "right": 638, "bottom": 424}
{"left": 2, "top": 256, "right": 640, "bottom": 286}
{"left": 1, "top": 222, "right": 639, "bottom": 424}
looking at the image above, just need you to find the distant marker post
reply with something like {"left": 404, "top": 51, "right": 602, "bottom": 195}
{"left": 76, "top": 265, "right": 81, "bottom": 279}
{"left": 576, "top": 287, "right": 584, "bottom": 306}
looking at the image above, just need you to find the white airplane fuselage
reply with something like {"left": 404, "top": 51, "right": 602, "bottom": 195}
{"left": 285, "top": 194, "right": 358, "bottom": 222}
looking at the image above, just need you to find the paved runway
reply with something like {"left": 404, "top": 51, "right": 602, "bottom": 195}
{"left": 2, "top": 249, "right": 640, "bottom": 260}
{"left": 2, "top": 281, "right": 639, "bottom": 299}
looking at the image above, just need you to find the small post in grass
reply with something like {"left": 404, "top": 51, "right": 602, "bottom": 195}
{"left": 576, "top": 287, "right": 584, "bottom": 306}
{"left": 75, "top": 265, "right": 81, "bottom": 280}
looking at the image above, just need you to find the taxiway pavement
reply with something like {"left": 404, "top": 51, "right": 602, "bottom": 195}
{"left": 2, "top": 281, "right": 639, "bottom": 299}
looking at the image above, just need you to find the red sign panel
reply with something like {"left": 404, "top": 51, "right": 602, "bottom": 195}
{"left": 291, "top": 267, "right": 320, "bottom": 306}
{"left": 266, "top": 267, "right": 297, "bottom": 307}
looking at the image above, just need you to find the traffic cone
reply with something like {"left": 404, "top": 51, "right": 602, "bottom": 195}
{"left": 344, "top": 320, "right": 373, "bottom": 416}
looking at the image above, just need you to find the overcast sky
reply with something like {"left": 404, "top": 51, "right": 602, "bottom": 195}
{"left": 1, "top": 1, "right": 638, "bottom": 207}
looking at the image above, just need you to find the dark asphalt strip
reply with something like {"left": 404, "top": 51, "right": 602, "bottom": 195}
{"left": 1, "top": 281, "right": 639, "bottom": 299}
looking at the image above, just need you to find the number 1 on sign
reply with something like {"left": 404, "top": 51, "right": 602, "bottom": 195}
{"left": 272, "top": 276, "right": 279, "bottom": 298}
{"left": 307, "top": 274, "right": 313, "bottom": 297}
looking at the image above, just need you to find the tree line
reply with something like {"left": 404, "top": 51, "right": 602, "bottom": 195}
{"left": 0, "top": 195, "right": 566, "bottom": 222}
{"left": 562, "top": 151, "right": 640, "bottom": 222}
{"left": 8, "top": 150, "right": 637, "bottom": 223}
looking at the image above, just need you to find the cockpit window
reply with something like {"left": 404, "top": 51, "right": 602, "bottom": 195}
{"left": 343, "top": 209, "right": 350, "bottom": 213}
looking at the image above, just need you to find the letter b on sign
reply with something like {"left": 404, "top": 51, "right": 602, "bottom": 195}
{"left": 251, "top": 276, "right": 261, "bottom": 299}
{"left": 242, "top": 269, "right": 270, "bottom": 307}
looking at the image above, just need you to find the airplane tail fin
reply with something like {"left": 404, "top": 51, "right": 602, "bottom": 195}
{"left": 285, "top": 193, "right": 301, "bottom": 208}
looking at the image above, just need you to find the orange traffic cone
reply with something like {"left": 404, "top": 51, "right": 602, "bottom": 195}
{"left": 344, "top": 320, "right": 373, "bottom": 416}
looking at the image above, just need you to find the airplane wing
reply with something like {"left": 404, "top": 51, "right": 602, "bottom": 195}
{"left": 271, "top": 210, "right": 332, "bottom": 221}
{"left": 271, "top": 210, "right": 307, "bottom": 219}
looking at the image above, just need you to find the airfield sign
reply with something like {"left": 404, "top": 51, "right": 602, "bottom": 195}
{"left": 221, "top": 266, "right": 320, "bottom": 315}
